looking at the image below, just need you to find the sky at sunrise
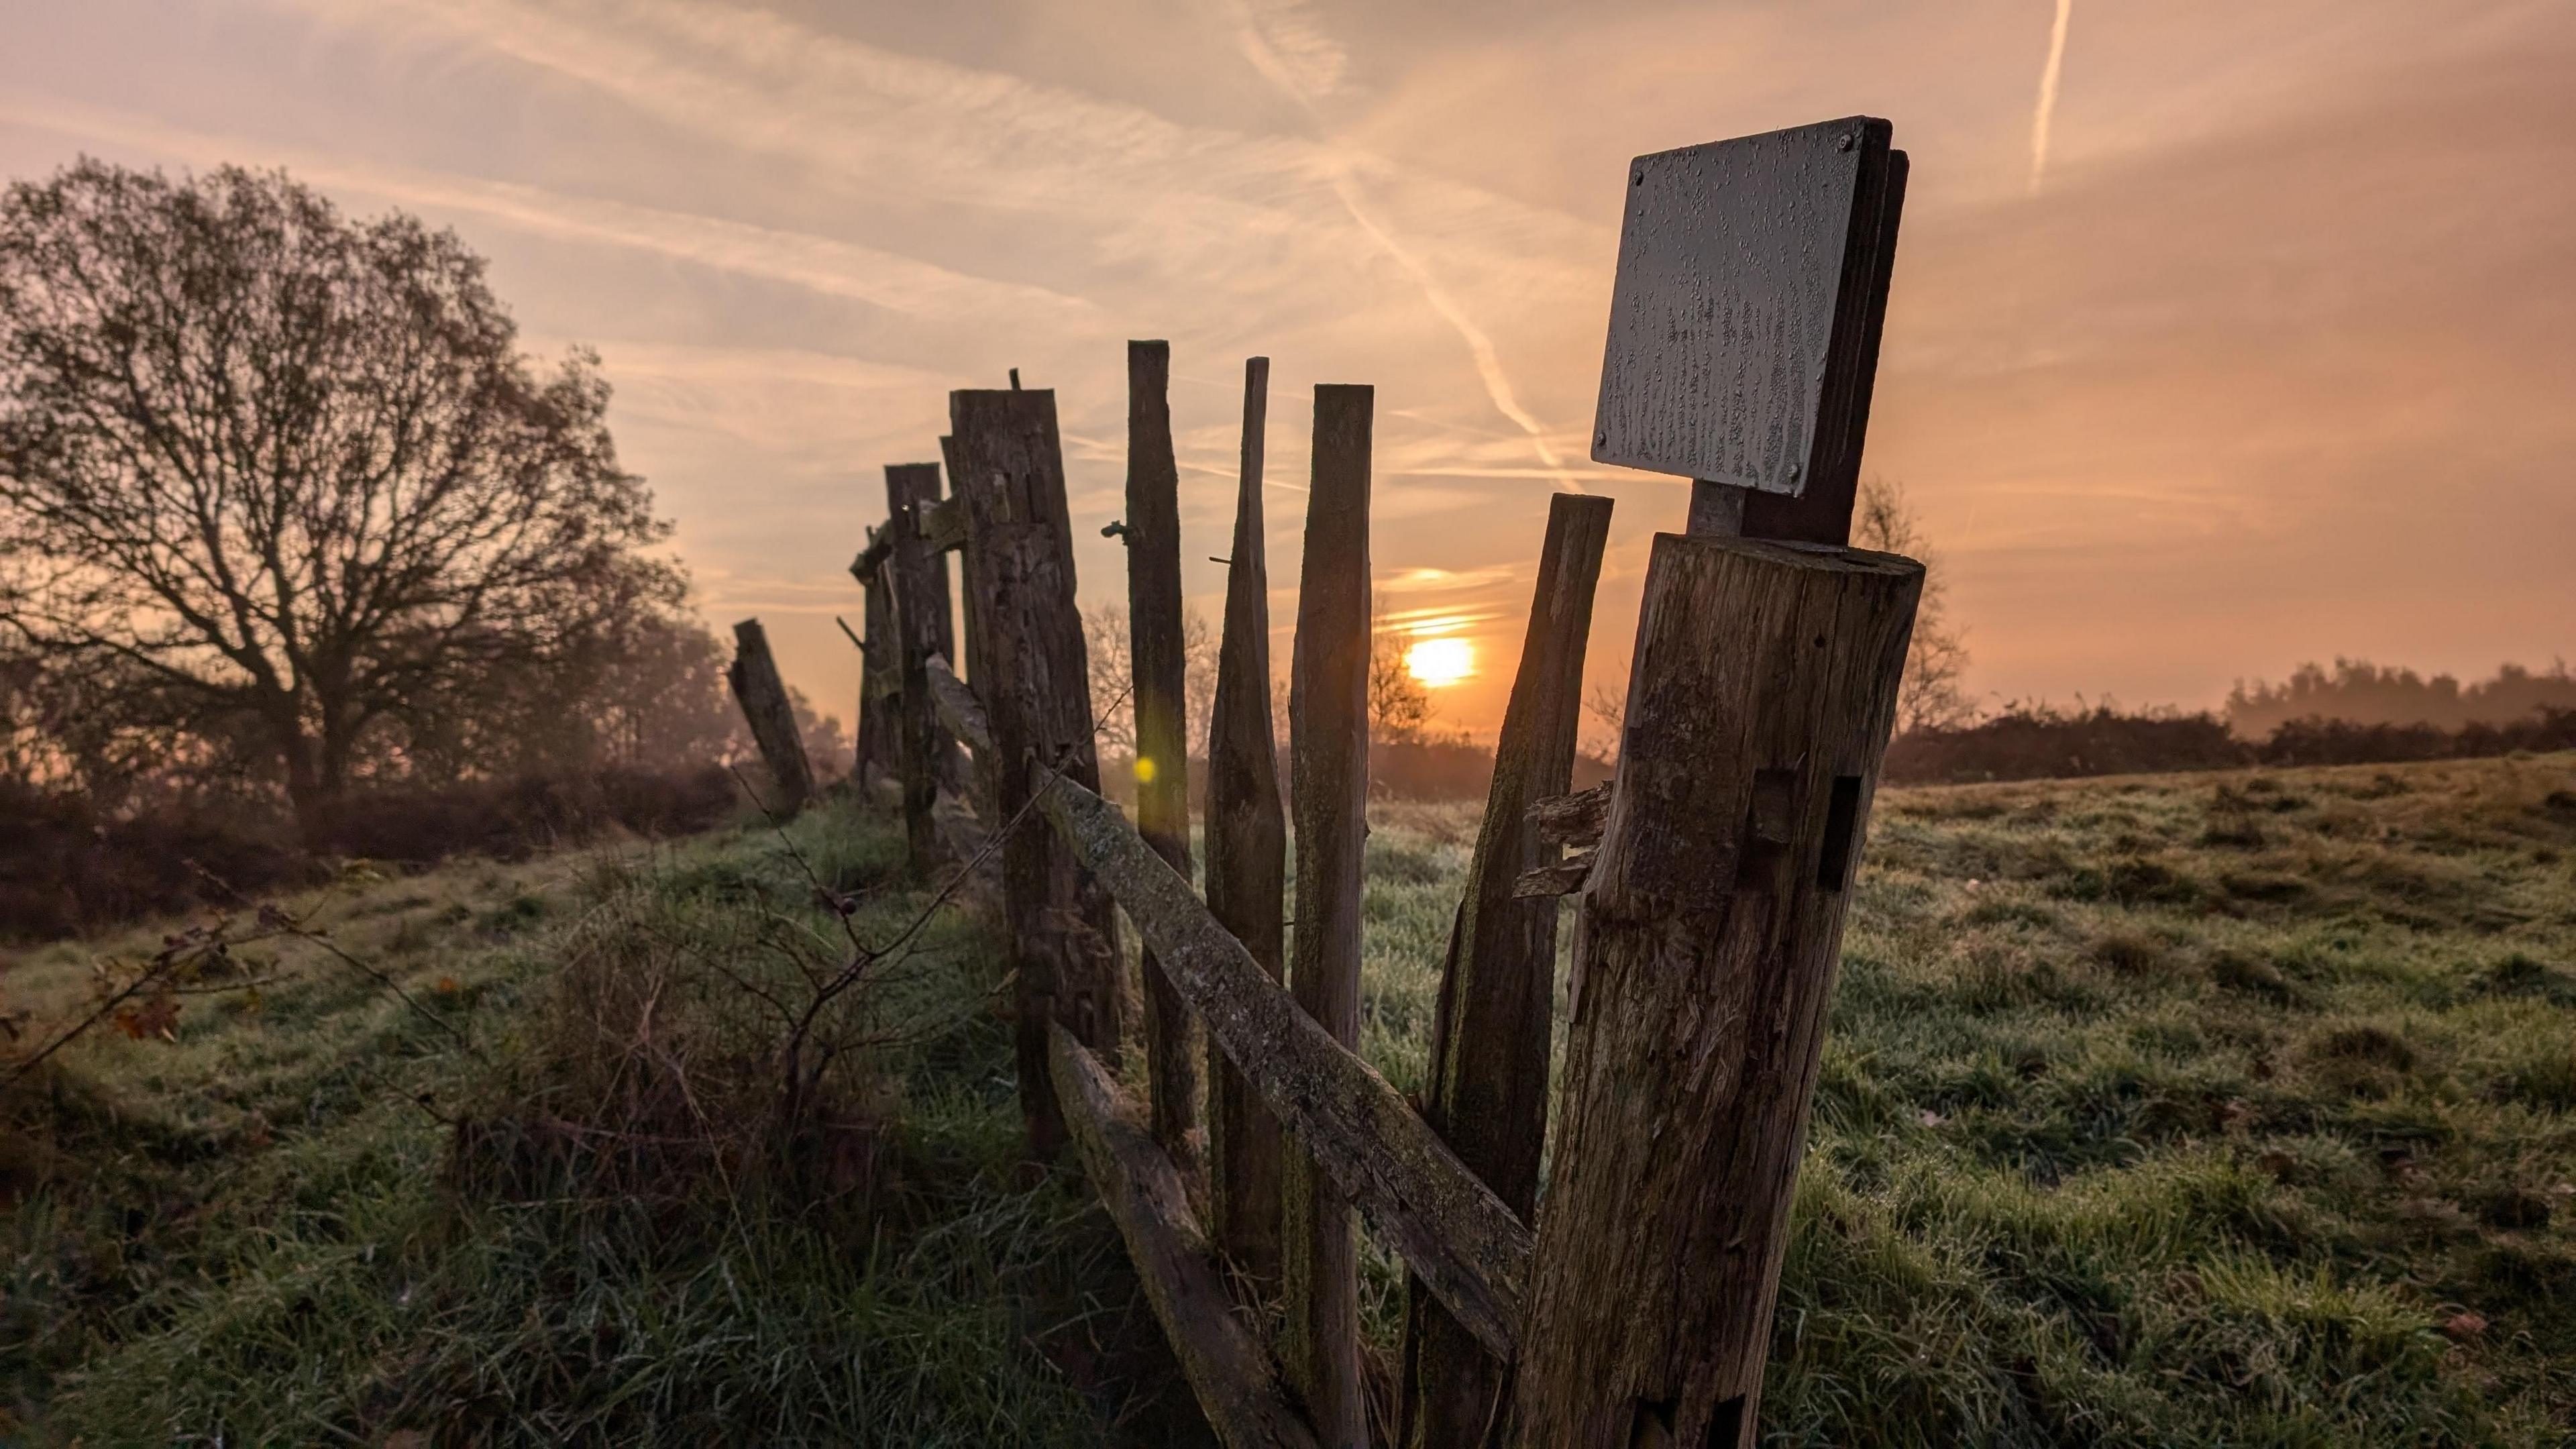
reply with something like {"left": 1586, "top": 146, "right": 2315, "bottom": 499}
{"left": 6, "top": 0, "right": 2571, "bottom": 741}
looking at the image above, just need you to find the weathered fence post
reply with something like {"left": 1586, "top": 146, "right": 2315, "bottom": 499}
{"left": 950, "top": 385, "right": 1125, "bottom": 1158}
{"left": 1283, "top": 382, "right": 1373, "bottom": 1449}
{"left": 854, "top": 551, "right": 900, "bottom": 789}
{"left": 1402, "top": 491, "right": 1613, "bottom": 1447}
{"left": 1511, "top": 533, "right": 1919, "bottom": 1446}
{"left": 1205, "top": 356, "right": 1287, "bottom": 1288}
{"left": 727, "top": 617, "right": 815, "bottom": 816}
{"left": 1122, "top": 339, "right": 1203, "bottom": 1160}
{"left": 883, "top": 461, "right": 967, "bottom": 867}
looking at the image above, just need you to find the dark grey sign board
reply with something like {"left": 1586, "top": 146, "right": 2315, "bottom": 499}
{"left": 1591, "top": 116, "right": 1906, "bottom": 544}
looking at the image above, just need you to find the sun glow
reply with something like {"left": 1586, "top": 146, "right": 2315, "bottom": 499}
{"left": 1404, "top": 636, "right": 1476, "bottom": 689}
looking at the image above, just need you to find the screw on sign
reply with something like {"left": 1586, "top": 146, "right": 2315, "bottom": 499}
{"left": 1507, "top": 117, "right": 1925, "bottom": 1448}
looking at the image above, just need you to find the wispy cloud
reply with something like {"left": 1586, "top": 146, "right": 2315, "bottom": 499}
{"left": 1226, "top": 0, "right": 1350, "bottom": 104}
{"left": 0, "top": 93, "right": 1108, "bottom": 339}
{"left": 1215, "top": 0, "right": 1576, "bottom": 484}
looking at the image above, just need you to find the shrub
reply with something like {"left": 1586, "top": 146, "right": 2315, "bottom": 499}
{"left": 0, "top": 766, "right": 745, "bottom": 942}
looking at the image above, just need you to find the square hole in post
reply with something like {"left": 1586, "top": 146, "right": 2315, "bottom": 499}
{"left": 1817, "top": 775, "right": 1864, "bottom": 891}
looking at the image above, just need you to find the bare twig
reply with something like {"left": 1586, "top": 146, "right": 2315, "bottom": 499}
{"left": 1, "top": 953, "right": 189, "bottom": 1091}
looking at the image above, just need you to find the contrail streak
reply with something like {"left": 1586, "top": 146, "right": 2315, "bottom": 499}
{"left": 1220, "top": 0, "right": 1572, "bottom": 482}
{"left": 2029, "top": 0, "right": 2074, "bottom": 195}
{"left": 1327, "top": 166, "right": 1566, "bottom": 472}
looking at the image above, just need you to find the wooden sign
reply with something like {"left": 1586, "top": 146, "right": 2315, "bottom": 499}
{"left": 1591, "top": 115, "right": 1907, "bottom": 543}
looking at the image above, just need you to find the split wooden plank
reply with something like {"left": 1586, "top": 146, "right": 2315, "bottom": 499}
{"left": 1527, "top": 782, "right": 1611, "bottom": 849}
{"left": 916, "top": 494, "right": 971, "bottom": 555}
{"left": 1203, "top": 356, "right": 1287, "bottom": 1287}
{"left": 1049, "top": 1022, "right": 1323, "bottom": 1449}
{"left": 1401, "top": 492, "right": 1612, "bottom": 1448}
{"left": 1034, "top": 766, "right": 1532, "bottom": 1362}
{"left": 923, "top": 653, "right": 996, "bottom": 759}
{"left": 1124, "top": 339, "right": 1202, "bottom": 1159}
{"left": 1512, "top": 533, "right": 1920, "bottom": 1447}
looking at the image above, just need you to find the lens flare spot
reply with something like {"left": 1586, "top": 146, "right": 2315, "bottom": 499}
{"left": 1405, "top": 637, "right": 1475, "bottom": 689}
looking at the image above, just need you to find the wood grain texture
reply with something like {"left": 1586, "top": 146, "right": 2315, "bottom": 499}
{"left": 1034, "top": 767, "right": 1532, "bottom": 1363}
{"left": 1204, "top": 356, "right": 1288, "bottom": 1287}
{"left": 949, "top": 387, "right": 1122, "bottom": 1159}
{"left": 1403, "top": 492, "right": 1611, "bottom": 1449}
{"left": 724, "top": 617, "right": 814, "bottom": 816}
{"left": 1285, "top": 383, "right": 1373, "bottom": 1449}
{"left": 885, "top": 462, "right": 966, "bottom": 867}
{"left": 1125, "top": 339, "right": 1203, "bottom": 1159}
{"left": 1049, "top": 1023, "right": 1323, "bottom": 1449}
{"left": 1512, "top": 533, "right": 1920, "bottom": 1448}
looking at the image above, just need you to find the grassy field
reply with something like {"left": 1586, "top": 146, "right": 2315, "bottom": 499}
{"left": 6, "top": 750, "right": 2575, "bottom": 1444}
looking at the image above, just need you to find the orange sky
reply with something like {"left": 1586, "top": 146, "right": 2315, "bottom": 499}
{"left": 7, "top": 0, "right": 2570, "bottom": 741}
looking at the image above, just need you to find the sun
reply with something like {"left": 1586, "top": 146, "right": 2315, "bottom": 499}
{"left": 1404, "top": 637, "right": 1476, "bottom": 689}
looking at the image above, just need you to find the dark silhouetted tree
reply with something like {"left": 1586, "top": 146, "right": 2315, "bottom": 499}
{"left": 0, "top": 159, "right": 681, "bottom": 837}
{"left": 1368, "top": 603, "right": 1433, "bottom": 745}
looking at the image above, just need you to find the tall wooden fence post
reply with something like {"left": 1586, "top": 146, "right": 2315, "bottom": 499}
{"left": 1403, "top": 491, "right": 1612, "bottom": 1448}
{"left": 727, "top": 617, "right": 816, "bottom": 816}
{"left": 1511, "top": 533, "right": 1919, "bottom": 1447}
{"left": 884, "top": 460, "right": 965, "bottom": 868}
{"left": 856, "top": 564, "right": 898, "bottom": 788}
{"left": 1283, "top": 382, "right": 1373, "bottom": 1449}
{"left": 1123, "top": 339, "right": 1203, "bottom": 1161}
{"left": 951, "top": 386, "right": 1125, "bottom": 1158}
{"left": 1205, "top": 356, "right": 1287, "bottom": 1289}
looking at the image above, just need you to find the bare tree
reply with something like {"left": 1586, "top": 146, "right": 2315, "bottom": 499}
{"left": 0, "top": 160, "right": 680, "bottom": 837}
{"left": 1369, "top": 603, "right": 1433, "bottom": 745}
{"left": 1851, "top": 476, "right": 1974, "bottom": 733}
{"left": 1084, "top": 600, "right": 1216, "bottom": 761}
{"left": 1580, "top": 478, "right": 1974, "bottom": 753}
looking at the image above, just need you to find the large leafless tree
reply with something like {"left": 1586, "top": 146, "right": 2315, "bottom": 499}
{"left": 0, "top": 160, "right": 681, "bottom": 835}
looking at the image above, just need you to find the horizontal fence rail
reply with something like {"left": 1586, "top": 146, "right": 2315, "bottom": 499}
{"left": 1036, "top": 762, "right": 1534, "bottom": 1358}
{"left": 1049, "top": 1022, "right": 1323, "bottom": 1449}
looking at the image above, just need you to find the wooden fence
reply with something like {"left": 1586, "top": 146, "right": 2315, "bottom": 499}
{"left": 771, "top": 320, "right": 1925, "bottom": 1446}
